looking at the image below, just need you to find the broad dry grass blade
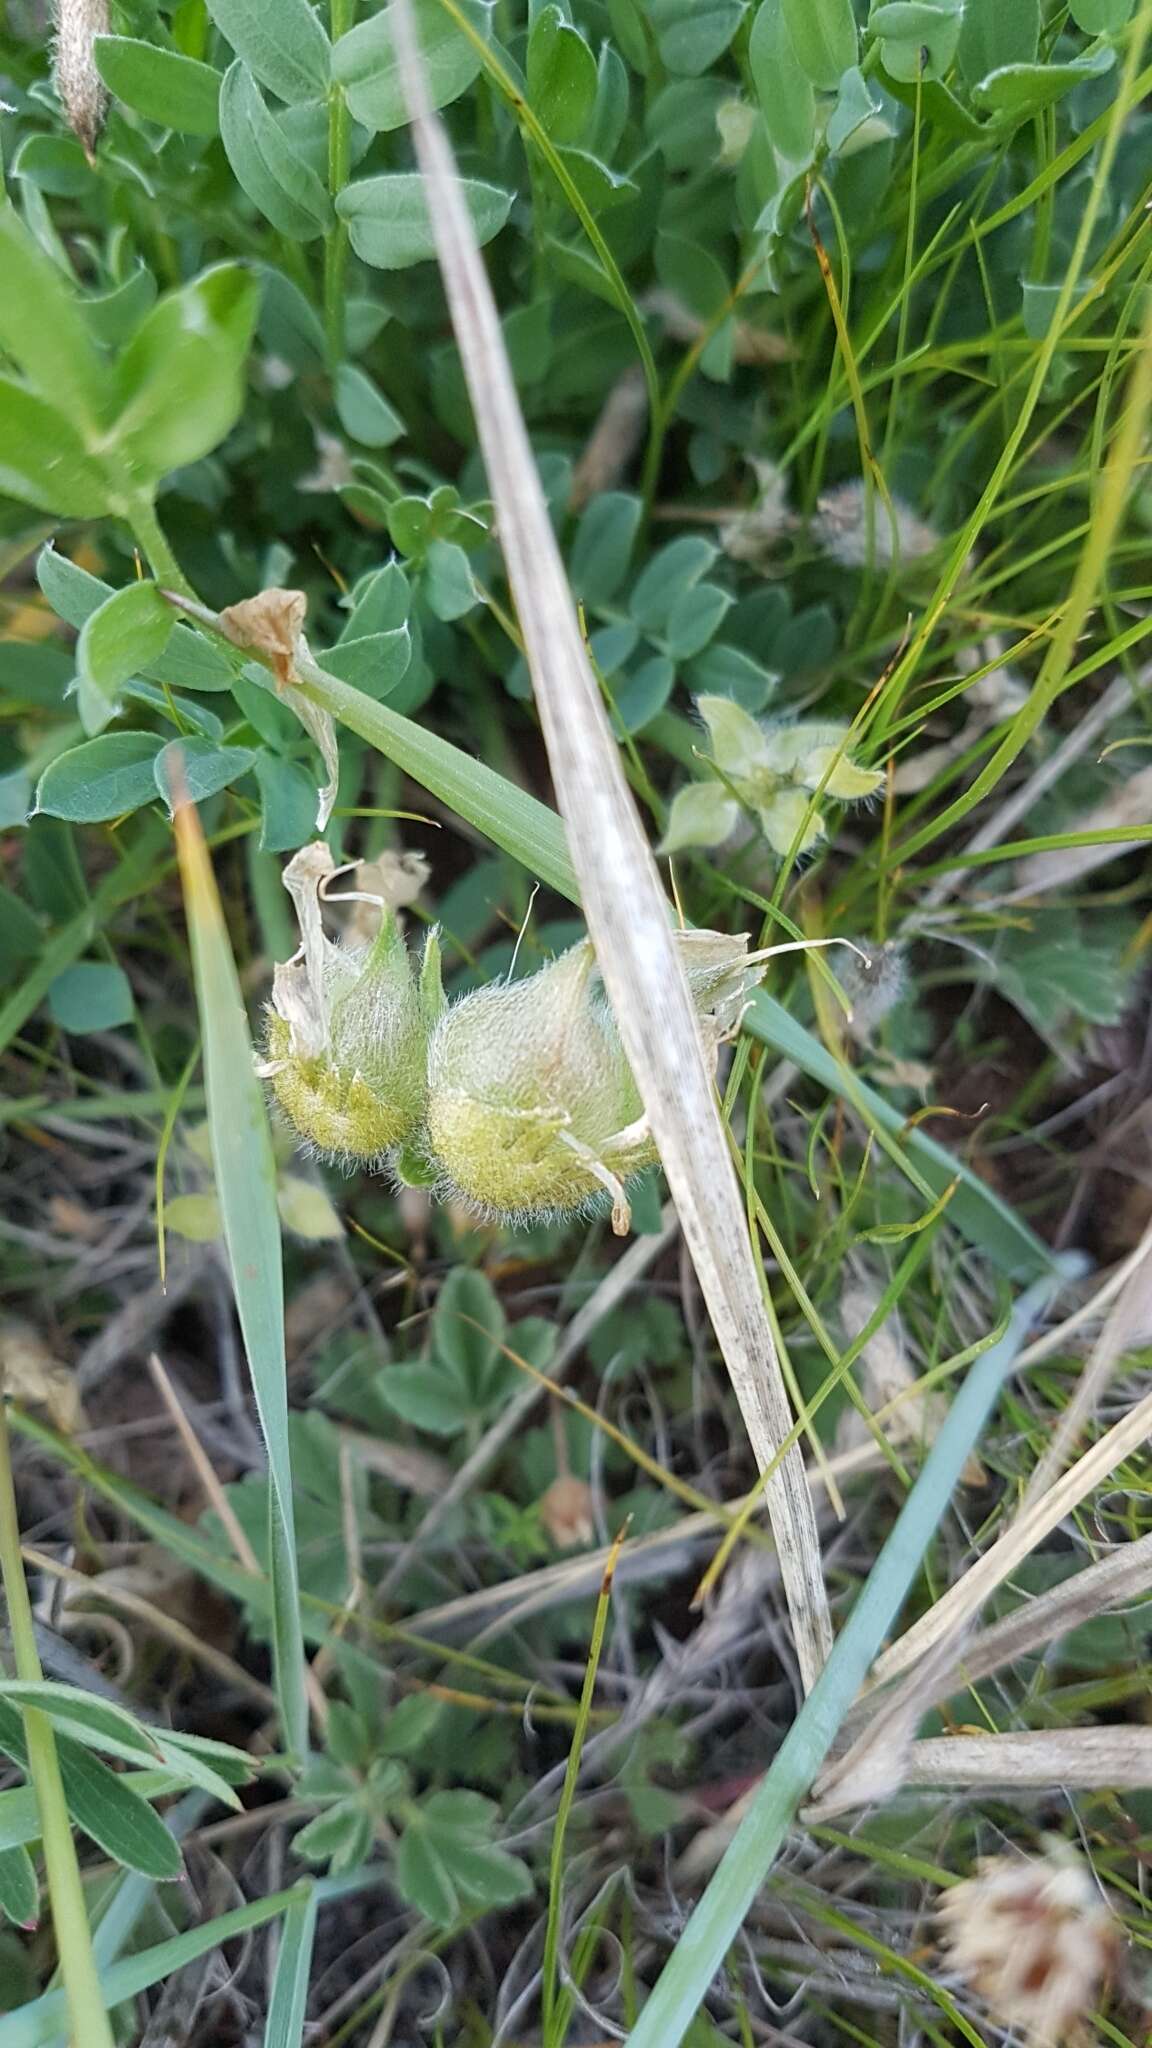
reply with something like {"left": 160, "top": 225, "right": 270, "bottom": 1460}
{"left": 625, "top": 1267, "right": 1071, "bottom": 2047}
{"left": 389, "top": 0, "right": 831, "bottom": 1688}
{"left": 812, "top": 1728, "right": 1152, "bottom": 1815}
{"left": 873, "top": 1376, "right": 1152, "bottom": 1686}
{"left": 1020, "top": 1217, "right": 1152, "bottom": 1508}
{"left": 897, "top": 1728, "right": 1152, "bottom": 1791}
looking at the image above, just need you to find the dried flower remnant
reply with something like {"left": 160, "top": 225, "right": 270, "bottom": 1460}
{"left": 641, "top": 290, "right": 794, "bottom": 366}
{"left": 346, "top": 851, "right": 430, "bottom": 940}
{"left": 811, "top": 479, "right": 940, "bottom": 570}
{"left": 834, "top": 1277, "right": 943, "bottom": 1459}
{"left": 424, "top": 930, "right": 763, "bottom": 1233}
{"left": 720, "top": 459, "right": 795, "bottom": 569}
{"left": 216, "top": 587, "right": 339, "bottom": 828}
{"left": 661, "top": 695, "right": 882, "bottom": 860}
{"left": 539, "top": 1475, "right": 596, "bottom": 1549}
{"left": 938, "top": 1846, "right": 1121, "bottom": 2047}
{"left": 259, "top": 843, "right": 441, "bottom": 1165}
{"left": 52, "top": 0, "right": 108, "bottom": 158}
{"left": 836, "top": 939, "right": 907, "bottom": 1043}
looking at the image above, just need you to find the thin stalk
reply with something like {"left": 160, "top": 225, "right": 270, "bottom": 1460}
{"left": 0, "top": 1398, "right": 115, "bottom": 2048}
{"left": 324, "top": 0, "right": 355, "bottom": 368}
{"left": 627, "top": 1262, "right": 1079, "bottom": 2048}
{"left": 541, "top": 1525, "right": 626, "bottom": 2044}
{"left": 127, "top": 494, "right": 195, "bottom": 602}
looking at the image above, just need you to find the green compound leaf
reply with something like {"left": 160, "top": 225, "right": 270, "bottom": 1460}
{"left": 35, "top": 734, "right": 163, "bottom": 824}
{"left": 749, "top": 0, "right": 815, "bottom": 161}
{"left": 94, "top": 37, "right": 223, "bottom": 134}
{"left": 0, "top": 379, "right": 108, "bottom": 518}
{"left": 220, "top": 62, "right": 331, "bottom": 239}
{"left": 0, "top": 1846, "right": 37, "bottom": 1929}
{"left": 110, "top": 263, "right": 259, "bottom": 479}
{"left": 527, "top": 6, "right": 598, "bottom": 144}
{"left": 336, "top": 172, "right": 511, "bottom": 269}
{"left": 782, "top": 0, "right": 858, "bottom": 89}
{"left": 205, "top": 0, "right": 330, "bottom": 103}
{"left": 76, "top": 580, "right": 173, "bottom": 735}
{"left": 47, "top": 962, "right": 134, "bottom": 1032}
{"left": 332, "top": 0, "right": 492, "bottom": 134}
{"left": 0, "top": 208, "right": 109, "bottom": 421}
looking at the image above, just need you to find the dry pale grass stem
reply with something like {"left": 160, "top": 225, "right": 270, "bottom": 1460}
{"left": 388, "top": 0, "right": 832, "bottom": 1686}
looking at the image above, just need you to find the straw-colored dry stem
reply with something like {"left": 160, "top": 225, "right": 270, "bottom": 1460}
{"left": 388, "top": 0, "right": 831, "bottom": 1689}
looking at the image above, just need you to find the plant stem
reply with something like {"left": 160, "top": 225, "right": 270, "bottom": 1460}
{"left": 128, "top": 494, "right": 196, "bottom": 602}
{"left": 0, "top": 1397, "right": 115, "bottom": 2048}
{"left": 324, "top": 0, "right": 355, "bottom": 369}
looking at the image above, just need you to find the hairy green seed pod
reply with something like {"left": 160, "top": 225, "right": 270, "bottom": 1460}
{"left": 259, "top": 843, "right": 440, "bottom": 1164}
{"left": 424, "top": 942, "right": 645, "bottom": 1223}
{"left": 423, "top": 930, "right": 760, "bottom": 1229}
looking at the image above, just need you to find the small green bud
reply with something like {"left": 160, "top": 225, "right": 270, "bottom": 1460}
{"left": 259, "top": 843, "right": 440, "bottom": 1164}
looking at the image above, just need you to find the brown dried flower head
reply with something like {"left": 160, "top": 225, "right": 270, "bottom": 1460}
{"left": 539, "top": 1475, "right": 596, "bottom": 1549}
{"left": 938, "top": 1845, "right": 1121, "bottom": 2047}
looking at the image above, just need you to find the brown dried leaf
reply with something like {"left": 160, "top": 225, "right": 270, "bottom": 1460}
{"left": 218, "top": 587, "right": 308, "bottom": 685}
{"left": 0, "top": 1321, "right": 84, "bottom": 1432}
{"left": 539, "top": 1474, "right": 596, "bottom": 1549}
{"left": 570, "top": 365, "right": 649, "bottom": 510}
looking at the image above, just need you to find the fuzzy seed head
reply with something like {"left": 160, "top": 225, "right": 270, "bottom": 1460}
{"left": 938, "top": 1846, "right": 1121, "bottom": 2047}
{"left": 52, "top": 0, "right": 108, "bottom": 157}
{"left": 811, "top": 480, "right": 940, "bottom": 569}
{"left": 260, "top": 844, "right": 436, "bottom": 1165}
{"left": 836, "top": 938, "right": 908, "bottom": 1040}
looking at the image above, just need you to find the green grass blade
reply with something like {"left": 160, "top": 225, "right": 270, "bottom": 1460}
{"left": 0, "top": 1874, "right": 379, "bottom": 2048}
{"left": 0, "top": 1888, "right": 310, "bottom": 2048}
{"left": 172, "top": 791, "right": 309, "bottom": 1759}
{"left": 626, "top": 1261, "right": 1079, "bottom": 2048}
{"left": 264, "top": 1890, "right": 319, "bottom": 2047}
{"left": 542, "top": 1527, "right": 625, "bottom": 2044}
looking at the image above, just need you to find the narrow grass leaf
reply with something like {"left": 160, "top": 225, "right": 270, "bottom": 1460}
{"left": 172, "top": 789, "right": 308, "bottom": 1758}
{"left": 0, "top": 1887, "right": 311, "bottom": 2048}
{"left": 263, "top": 1890, "right": 319, "bottom": 2048}
{"left": 542, "top": 1525, "right": 627, "bottom": 2045}
{"left": 0, "top": 1844, "right": 37, "bottom": 1928}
